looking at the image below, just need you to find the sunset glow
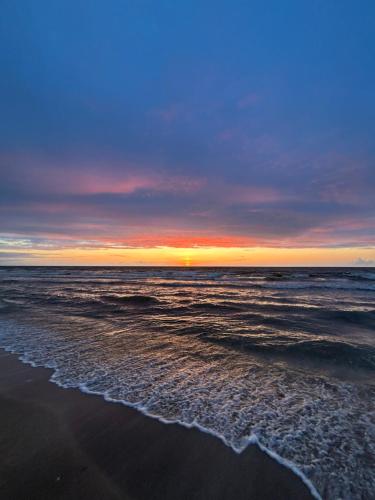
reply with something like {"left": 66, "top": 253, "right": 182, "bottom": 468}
{"left": 0, "top": 2, "right": 374, "bottom": 266}
{"left": 2, "top": 245, "right": 374, "bottom": 267}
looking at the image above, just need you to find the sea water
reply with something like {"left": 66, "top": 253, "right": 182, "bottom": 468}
{"left": 0, "top": 267, "right": 374, "bottom": 499}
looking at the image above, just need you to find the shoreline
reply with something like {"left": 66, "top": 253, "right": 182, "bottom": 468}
{"left": 0, "top": 349, "right": 315, "bottom": 500}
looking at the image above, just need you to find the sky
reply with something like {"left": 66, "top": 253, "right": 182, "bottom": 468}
{"left": 0, "top": 0, "right": 374, "bottom": 266}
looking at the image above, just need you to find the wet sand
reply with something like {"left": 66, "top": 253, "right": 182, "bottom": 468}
{"left": 0, "top": 350, "right": 314, "bottom": 500}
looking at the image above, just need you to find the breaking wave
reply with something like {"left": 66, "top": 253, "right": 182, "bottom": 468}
{"left": 205, "top": 334, "right": 375, "bottom": 369}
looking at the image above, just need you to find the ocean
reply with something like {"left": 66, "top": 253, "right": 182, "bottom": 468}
{"left": 0, "top": 266, "right": 374, "bottom": 499}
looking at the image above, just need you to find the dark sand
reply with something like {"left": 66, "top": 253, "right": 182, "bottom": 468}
{"left": 0, "top": 350, "right": 314, "bottom": 500}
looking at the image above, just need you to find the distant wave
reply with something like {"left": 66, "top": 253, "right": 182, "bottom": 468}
{"left": 346, "top": 271, "right": 375, "bottom": 281}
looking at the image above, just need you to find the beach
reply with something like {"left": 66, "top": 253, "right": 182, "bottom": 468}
{"left": 0, "top": 350, "right": 313, "bottom": 500}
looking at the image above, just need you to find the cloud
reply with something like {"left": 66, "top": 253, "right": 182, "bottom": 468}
{"left": 0, "top": 154, "right": 205, "bottom": 196}
{"left": 1, "top": 149, "right": 374, "bottom": 251}
{"left": 0, "top": 252, "right": 36, "bottom": 258}
{"left": 0, "top": 251, "right": 56, "bottom": 263}
{"left": 352, "top": 257, "right": 375, "bottom": 266}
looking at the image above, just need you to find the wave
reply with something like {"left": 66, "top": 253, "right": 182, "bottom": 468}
{"left": 102, "top": 295, "right": 160, "bottom": 306}
{"left": 260, "top": 280, "right": 375, "bottom": 291}
{"left": 205, "top": 334, "right": 375, "bottom": 369}
{"left": 346, "top": 271, "right": 375, "bottom": 281}
{"left": 189, "top": 302, "right": 243, "bottom": 313}
{"left": 317, "top": 309, "right": 375, "bottom": 326}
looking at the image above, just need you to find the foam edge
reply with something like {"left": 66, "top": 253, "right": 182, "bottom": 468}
{"left": 0, "top": 343, "right": 321, "bottom": 500}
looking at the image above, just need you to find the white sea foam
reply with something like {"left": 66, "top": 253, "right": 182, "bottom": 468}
{"left": 0, "top": 318, "right": 374, "bottom": 500}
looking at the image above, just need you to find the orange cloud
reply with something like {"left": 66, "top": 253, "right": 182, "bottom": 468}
{"left": 116, "top": 234, "right": 259, "bottom": 248}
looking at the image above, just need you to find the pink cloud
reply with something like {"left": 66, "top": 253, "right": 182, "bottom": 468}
{"left": 69, "top": 172, "right": 205, "bottom": 195}
{"left": 232, "top": 186, "right": 284, "bottom": 204}
{"left": 220, "top": 184, "right": 289, "bottom": 204}
{"left": 0, "top": 154, "right": 205, "bottom": 196}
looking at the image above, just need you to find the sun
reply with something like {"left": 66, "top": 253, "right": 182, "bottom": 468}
{"left": 183, "top": 254, "right": 192, "bottom": 267}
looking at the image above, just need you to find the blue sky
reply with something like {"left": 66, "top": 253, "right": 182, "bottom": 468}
{"left": 0, "top": 1, "right": 374, "bottom": 264}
